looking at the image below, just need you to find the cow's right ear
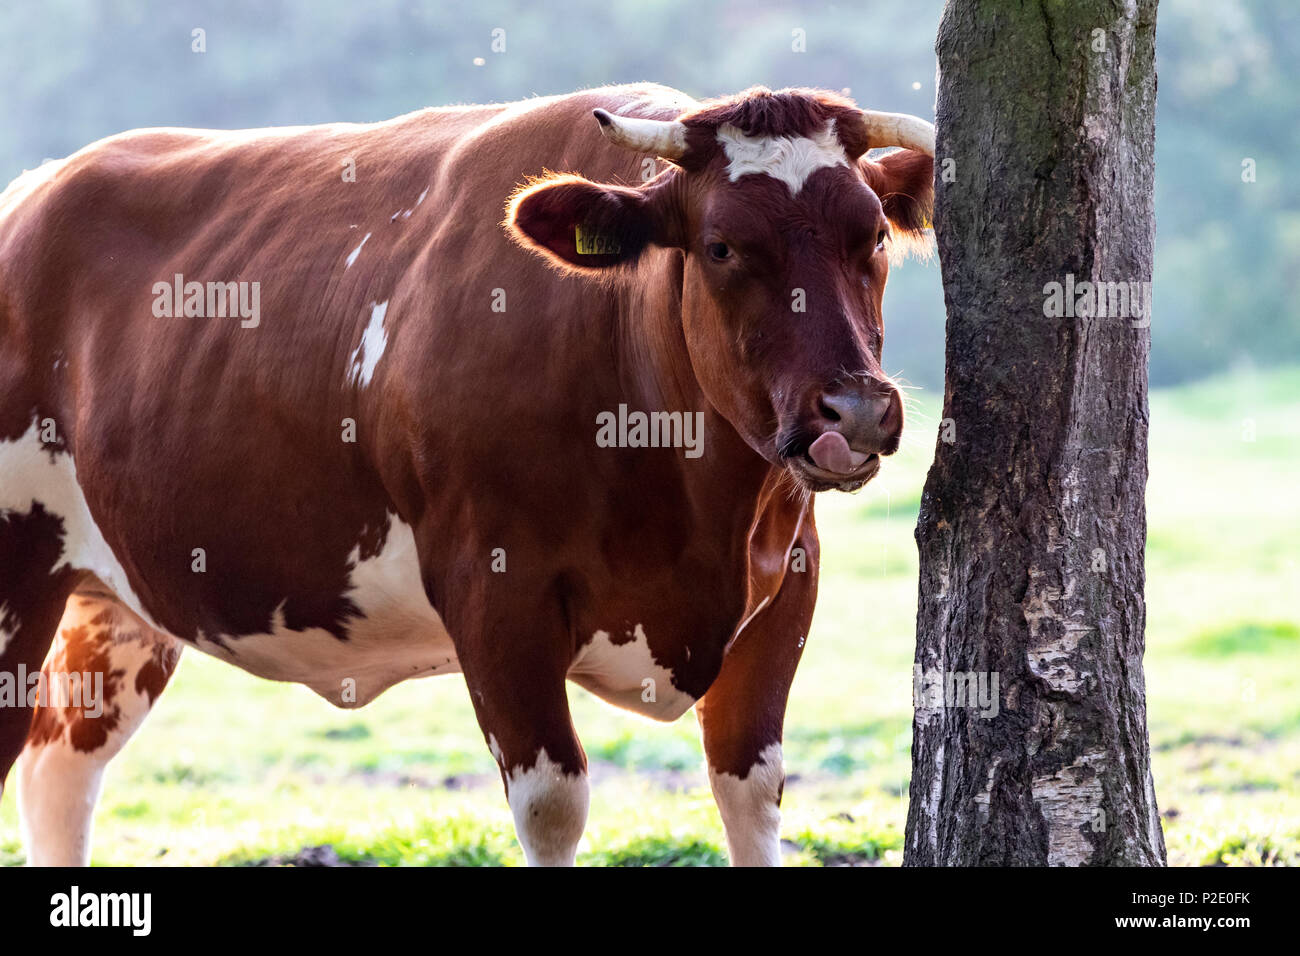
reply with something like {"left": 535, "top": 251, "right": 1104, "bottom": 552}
{"left": 859, "top": 148, "right": 935, "bottom": 260}
{"left": 506, "top": 173, "right": 662, "bottom": 273}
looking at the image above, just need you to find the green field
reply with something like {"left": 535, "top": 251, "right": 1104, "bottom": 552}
{"left": 2, "top": 368, "right": 1297, "bottom": 867}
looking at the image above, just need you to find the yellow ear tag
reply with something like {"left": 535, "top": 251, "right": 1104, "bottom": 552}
{"left": 575, "top": 225, "right": 621, "bottom": 255}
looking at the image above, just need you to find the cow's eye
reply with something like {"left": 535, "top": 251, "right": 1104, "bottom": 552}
{"left": 706, "top": 241, "right": 732, "bottom": 262}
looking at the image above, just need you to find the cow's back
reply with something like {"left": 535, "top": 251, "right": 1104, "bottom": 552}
{"left": 0, "top": 84, "right": 687, "bottom": 442}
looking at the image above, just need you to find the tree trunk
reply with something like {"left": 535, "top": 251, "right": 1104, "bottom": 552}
{"left": 905, "top": 0, "right": 1165, "bottom": 865}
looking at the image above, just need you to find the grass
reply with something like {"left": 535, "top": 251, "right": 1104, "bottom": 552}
{"left": 1, "top": 365, "right": 1297, "bottom": 866}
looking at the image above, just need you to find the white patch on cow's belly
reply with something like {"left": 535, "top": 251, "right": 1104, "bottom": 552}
{"left": 193, "top": 515, "right": 457, "bottom": 707}
{"left": 716, "top": 119, "right": 848, "bottom": 196}
{"left": 0, "top": 421, "right": 163, "bottom": 632}
{"left": 0, "top": 421, "right": 451, "bottom": 705}
{"left": 567, "top": 623, "right": 695, "bottom": 721}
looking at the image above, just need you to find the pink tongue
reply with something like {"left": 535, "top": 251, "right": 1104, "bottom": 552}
{"left": 808, "top": 432, "right": 869, "bottom": 474}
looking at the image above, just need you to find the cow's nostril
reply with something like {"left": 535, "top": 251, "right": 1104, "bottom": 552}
{"left": 878, "top": 389, "right": 904, "bottom": 436}
{"left": 818, "top": 389, "right": 860, "bottom": 423}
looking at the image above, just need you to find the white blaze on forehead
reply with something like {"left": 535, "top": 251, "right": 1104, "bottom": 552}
{"left": 346, "top": 300, "right": 389, "bottom": 388}
{"left": 716, "top": 120, "right": 848, "bottom": 196}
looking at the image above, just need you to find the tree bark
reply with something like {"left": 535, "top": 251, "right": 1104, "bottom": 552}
{"left": 905, "top": 0, "right": 1165, "bottom": 865}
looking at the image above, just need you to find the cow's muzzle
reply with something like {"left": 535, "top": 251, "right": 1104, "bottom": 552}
{"left": 778, "top": 381, "right": 903, "bottom": 492}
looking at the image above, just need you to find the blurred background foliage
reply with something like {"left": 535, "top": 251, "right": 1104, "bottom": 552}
{"left": 0, "top": 0, "right": 1294, "bottom": 389}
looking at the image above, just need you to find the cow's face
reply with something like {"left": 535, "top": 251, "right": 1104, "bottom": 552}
{"left": 508, "top": 88, "right": 934, "bottom": 492}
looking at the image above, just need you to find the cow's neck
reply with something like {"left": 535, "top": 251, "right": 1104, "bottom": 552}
{"left": 600, "top": 252, "right": 806, "bottom": 631}
{"left": 612, "top": 249, "right": 789, "bottom": 515}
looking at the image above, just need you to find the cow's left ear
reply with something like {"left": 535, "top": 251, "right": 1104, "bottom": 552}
{"left": 506, "top": 173, "right": 666, "bottom": 273}
{"left": 859, "top": 148, "right": 934, "bottom": 257}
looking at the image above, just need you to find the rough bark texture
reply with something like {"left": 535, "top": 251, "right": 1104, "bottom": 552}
{"left": 905, "top": 0, "right": 1165, "bottom": 865}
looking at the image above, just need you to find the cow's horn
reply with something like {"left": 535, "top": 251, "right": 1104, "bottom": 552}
{"left": 859, "top": 110, "right": 936, "bottom": 157}
{"left": 592, "top": 109, "right": 688, "bottom": 160}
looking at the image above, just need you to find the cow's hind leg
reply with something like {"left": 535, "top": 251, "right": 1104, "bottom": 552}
{"left": 15, "top": 589, "right": 181, "bottom": 866}
{"left": 0, "top": 505, "right": 79, "bottom": 803}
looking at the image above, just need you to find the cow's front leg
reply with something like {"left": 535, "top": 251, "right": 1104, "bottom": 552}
{"left": 456, "top": 604, "right": 589, "bottom": 867}
{"left": 495, "top": 735, "right": 589, "bottom": 867}
{"left": 478, "top": 686, "right": 589, "bottom": 867}
{"left": 696, "top": 532, "right": 818, "bottom": 867}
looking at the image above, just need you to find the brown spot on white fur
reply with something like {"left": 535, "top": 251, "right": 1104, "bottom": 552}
{"left": 16, "top": 590, "right": 180, "bottom": 865}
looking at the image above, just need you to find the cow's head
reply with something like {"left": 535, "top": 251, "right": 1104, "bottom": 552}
{"left": 507, "top": 88, "right": 934, "bottom": 492}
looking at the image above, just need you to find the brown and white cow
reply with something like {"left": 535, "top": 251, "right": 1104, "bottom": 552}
{"left": 0, "top": 84, "right": 933, "bottom": 866}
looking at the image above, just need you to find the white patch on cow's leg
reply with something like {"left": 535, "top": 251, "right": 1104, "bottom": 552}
{"left": 501, "top": 749, "right": 589, "bottom": 867}
{"left": 16, "top": 594, "right": 179, "bottom": 867}
{"left": 716, "top": 120, "right": 848, "bottom": 196}
{"left": 346, "top": 300, "right": 389, "bottom": 388}
{"left": 15, "top": 743, "right": 102, "bottom": 866}
{"left": 708, "top": 742, "right": 785, "bottom": 867}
